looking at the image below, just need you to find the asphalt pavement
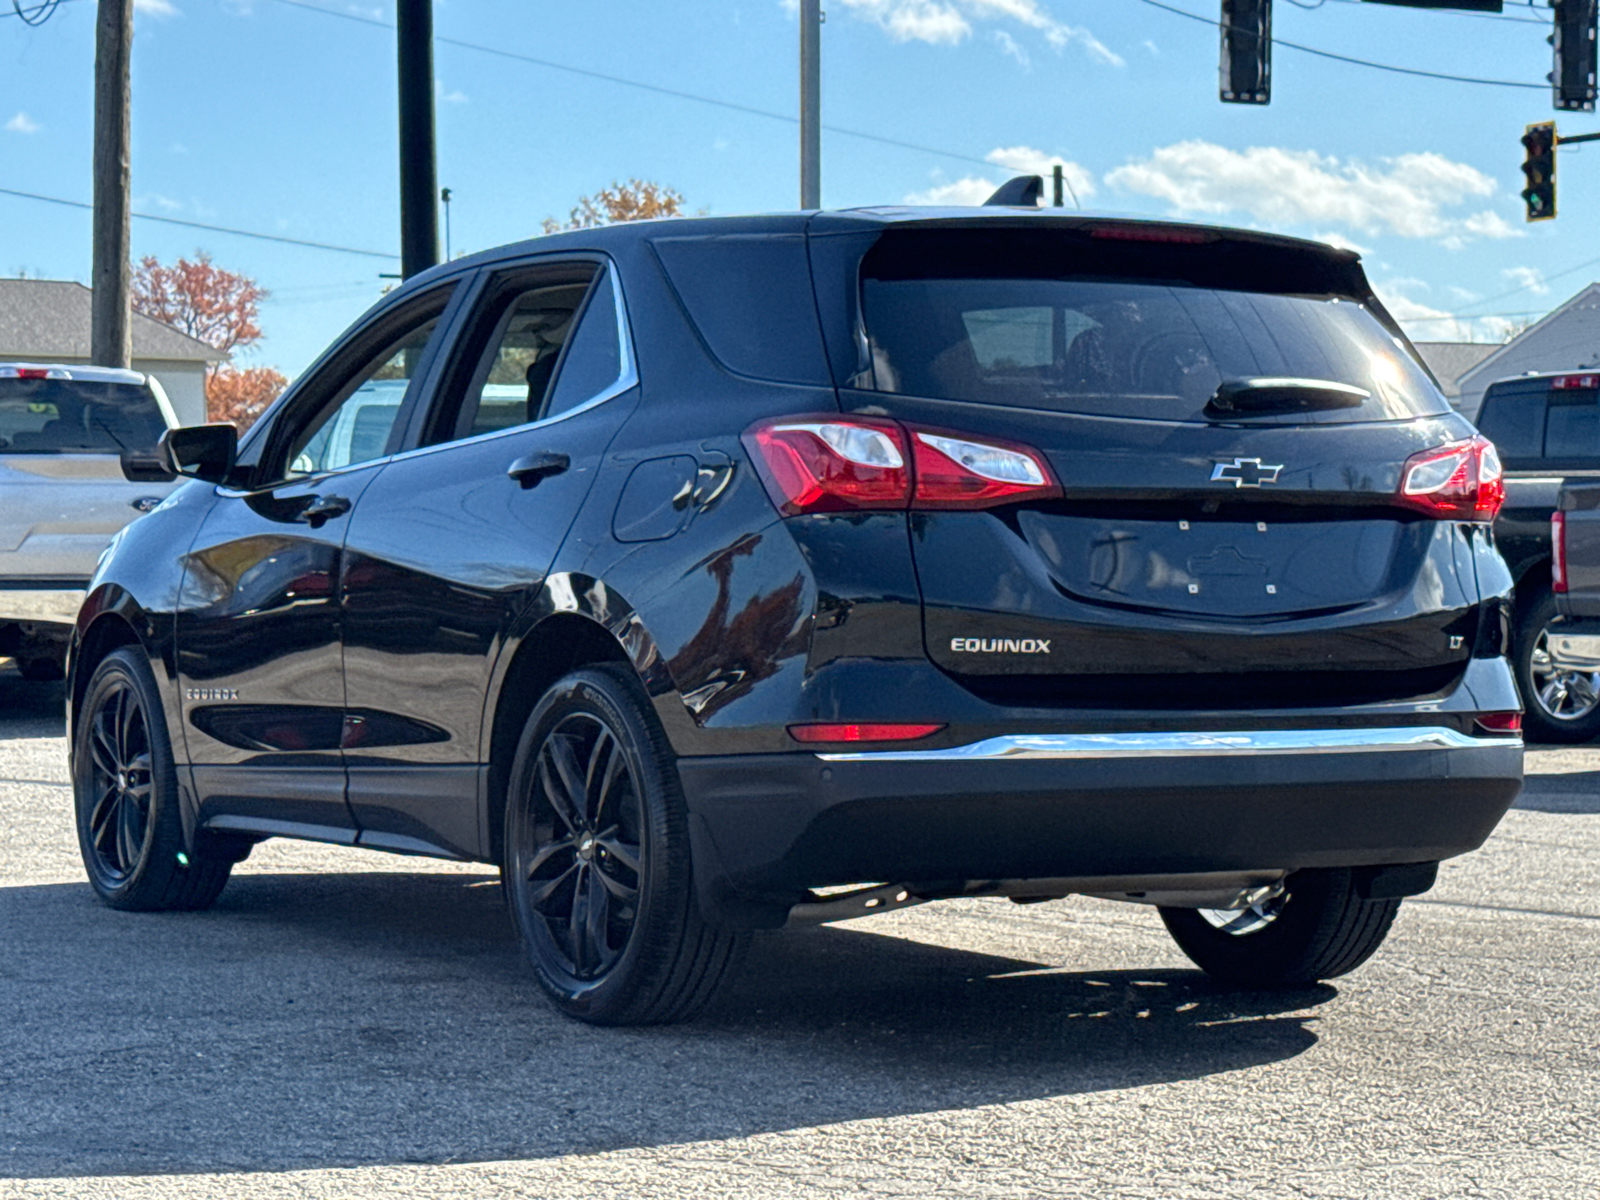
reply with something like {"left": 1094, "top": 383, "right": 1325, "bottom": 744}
{"left": 1, "top": 660, "right": 1596, "bottom": 1198}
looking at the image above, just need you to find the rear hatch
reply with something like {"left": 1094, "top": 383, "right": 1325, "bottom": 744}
{"left": 0, "top": 372, "right": 176, "bottom": 582}
{"left": 844, "top": 225, "right": 1485, "bottom": 708}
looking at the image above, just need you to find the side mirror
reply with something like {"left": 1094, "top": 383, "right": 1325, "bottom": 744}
{"left": 122, "top": 424, "right": 237, "bottom": 485}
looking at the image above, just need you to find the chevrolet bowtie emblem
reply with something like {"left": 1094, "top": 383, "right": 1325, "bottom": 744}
{"left": 1211, "top": 458, "right": 1283, "bottom": 488}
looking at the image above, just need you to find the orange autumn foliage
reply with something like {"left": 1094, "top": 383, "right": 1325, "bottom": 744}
{"left": 205, "top": 366, "right": 286, "bottom": 431}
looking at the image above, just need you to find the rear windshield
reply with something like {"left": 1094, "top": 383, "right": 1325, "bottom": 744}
{"left": 859, "top": 277, "right": 1449, "bottom": 424}
{"left": 1478, "top": 378, "right": 1600, "bottom": 465}
{"left": 0, "top": 378, "right": 167, "bottom": 453}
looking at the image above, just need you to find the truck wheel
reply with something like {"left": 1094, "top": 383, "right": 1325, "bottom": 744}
{"left": 1514, "top": 589, "right": 1600, "bottom": 743}
{"left": 1159, "top": 868, "right": 1400, "bottom": 986}
{"left": 503, "top": 665, "right": 746, "bottom": 1025}
{"left": 73, "top": 648, "right": 232, "bottom": 911}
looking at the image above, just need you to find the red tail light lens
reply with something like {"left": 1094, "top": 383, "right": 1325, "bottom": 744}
{"left": 788, "top": 722, "right": 944, "bottom": 743}
{"left": 742, "top": 418, "right": 911, "bottom": 515}
{"left": 1554, "top": 510, "right": 1568, "bottom": 594}
{"left": 744, "top": 417, "right": 1059, "bottom": 516}
{"left": 1397, "top": 436, "right": 1504, "bottom": 522}
{"left": 1552, "top": 374, "right": 1600, "bottom": 391}
{"left": 1475, "top": 712, "right": 1522, "bottom": 735}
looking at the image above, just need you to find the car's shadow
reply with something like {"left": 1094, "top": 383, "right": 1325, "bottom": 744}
{"left": 1517, "top": 770, "right": 1600, "bottom": 814}
{"left": 0, "top": 664, "right": 67, "bottom": 739}
{"left": 0, "top": 869, "right": 1330, "bottom": 1179}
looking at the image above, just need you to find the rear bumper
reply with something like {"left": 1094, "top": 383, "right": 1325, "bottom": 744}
{"left": 677, "top": 726, "right": 1523, "bottom": 927}
{"left": 0, "top": 582, "right": 87, "bottom": 629}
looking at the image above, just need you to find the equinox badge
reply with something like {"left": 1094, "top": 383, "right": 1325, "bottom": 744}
{"left": 1211, "top": 458, "right": 1283, "bottom": 488}
{"left": 950, "top": 638, "right": 1051, "bottom": 654}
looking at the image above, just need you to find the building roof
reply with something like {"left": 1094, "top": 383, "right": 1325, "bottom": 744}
{"left": 1456, "top": 282, "right": 1600, "bottom": 394}
{"left": 1414, "top": 341, "right": 1499, "bottom": 398}
{"left": 0, "top": 278, "right": 224, "bottom": 363}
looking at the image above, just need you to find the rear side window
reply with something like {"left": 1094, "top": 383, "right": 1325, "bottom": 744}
{"left": 0, "top": 378, "right": 166, "bottom": 453}
{"left": 1544, "top": 387, "right": 1600, "bottom": 461}
{"left": 860, "top": 277, "right": 1448, "bottom": 424}
{"left": 1475, "top": 383, "right": 1547, "bottom": 462}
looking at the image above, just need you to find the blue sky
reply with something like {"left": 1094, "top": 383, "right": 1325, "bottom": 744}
{"left": 2, "top": 0, "right": 1597, "bottom": 379}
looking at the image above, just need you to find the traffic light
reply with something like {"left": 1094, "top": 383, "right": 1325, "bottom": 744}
{"left": 1553, "top": 0, "right": 1598, "bottom": 113}
{"left": 1220, "top": 0, "right": 1271, "bottom": 105}
{"left": 1521, "top": 122, "right": 1557, "bottom": 221}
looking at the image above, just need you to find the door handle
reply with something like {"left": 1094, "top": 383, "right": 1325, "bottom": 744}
{"left": 297, "top": 495, "right": 351, "bottom": 527}
{"left": 507, "top": 452, "right": 570, "bottom": 490}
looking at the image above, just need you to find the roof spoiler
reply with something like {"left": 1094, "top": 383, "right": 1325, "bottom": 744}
{"left": 984, "top": 175, "right": 1043, "bottom": 208}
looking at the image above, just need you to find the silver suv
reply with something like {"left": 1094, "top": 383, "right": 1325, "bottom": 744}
{"left": 0, "top": 364, "right": 177, "bottom": 680}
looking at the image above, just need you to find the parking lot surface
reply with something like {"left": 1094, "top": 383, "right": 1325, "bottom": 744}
{"left": 1, "top": 662, "right": 1596, "bottom": 1199}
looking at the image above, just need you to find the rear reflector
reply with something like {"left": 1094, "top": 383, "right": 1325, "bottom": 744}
{"left": 788, "top": 722, "right": 944, "bottom": 744}
{"left": 1397, "top": 435, "right": 1504, "bottom": 522}
{"left": 1475, "top": 713, "right": 1522, "bottom": 735}
{"left": 1553, "top": 510, "right": 1568, "bottom": 594}
{"left": 744, "top": 416, "right": 1059, "bottom": 516}
{"left": 1552, "top": 374, "right": 1600, "bottom": 391}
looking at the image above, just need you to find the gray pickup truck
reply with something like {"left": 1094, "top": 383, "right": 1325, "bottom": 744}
{"left": 0, "top": 364, "right": 178, "bottom": 680}
{"left": 1476, "top": 369, "right": 1600, "bottom": 741}
{"left": 1551, "top": 480, "right": 1600, "bottom": 719}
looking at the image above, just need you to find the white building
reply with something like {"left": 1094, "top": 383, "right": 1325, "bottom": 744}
{"left": 1453, "top": 283, "right": 1600, "bottom": 421}
{"left": 0, "top": 278, "right": 223, "bottom": 426}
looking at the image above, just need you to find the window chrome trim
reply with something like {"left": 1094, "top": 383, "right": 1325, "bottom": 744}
{"left": 814, "top": 726, "right": 1519, "bottom": 762}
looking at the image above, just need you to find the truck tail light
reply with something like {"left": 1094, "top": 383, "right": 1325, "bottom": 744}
{"left": 1551, "top": 374, "right": 1600, "bottom": 391}
{"left": 744, "top": 417, "right": 1059, "bottom": 516}
{"left": 1397, "top": 436, "right": 1504, "bottom": 522}
{"left": 1553, "top": 510, "right": 1568, "bottom": 593}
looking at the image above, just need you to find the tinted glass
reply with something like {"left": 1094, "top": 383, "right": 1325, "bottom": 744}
{"left": 1475, "top": 383, "right": 1547, "bottom": 461}
{"left": 1545, "top": 391, "right": 1600, "bottom": 461}
{"left": 0, "top": 379, "right": 166, "bottom": 453}
{"left": 860, "top": 278, "right": 1449, "bottom": 424}
{"left": 451, "top": 276, "right": 594, "bottom": 440}
{"left": 543, "top": 272, "right": 623, "bottom": 419}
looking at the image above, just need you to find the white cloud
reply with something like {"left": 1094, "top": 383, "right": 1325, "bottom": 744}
{"left": 1312, "top": 231, "right": 1371, "bottom": 256}
{"left": 134, "top": 192, "right": 183, "bottom": 212}
{"left": 5, "top": 112, "right": 40, "bottom": 135}
{"left": 992, "top": 29, "right": 1030, "bottom": 69}
{"left": 441, "top": 90, "right": 468, "bottom": 104}
{"left": 1105, "top": 140, "right": 1520, "bottom": 247}
{"left": 826, "top": 0, "right": 1122, "bottom": 65}
{"left": 904, "top": 147, "right": 1096, "bottom": 207}
{"left": 1502, "top": 265, "right": 1550, "bottom": 296}
{"left": 1375, "top": 278, "right": 1515, "bottom": 344}
{"left": 134, "top": 0, "right": 179, "bottom": 16}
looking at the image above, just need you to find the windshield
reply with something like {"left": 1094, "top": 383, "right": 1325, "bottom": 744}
{"left": 859, "top": 278, "right": 1449, "bottom": 424}
{"left": 0, "top": 378, "right": 168, "bottom": 454}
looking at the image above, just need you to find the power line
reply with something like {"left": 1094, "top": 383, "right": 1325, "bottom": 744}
{"left": 0, "top": 186, "right": 398, "bottom": 258}
{"left": 1450, "top": 252, "right": 1600, "bottom": 313}
{"left": 1139, "top": 0, "right": 1548, "bottom": 90}
{"left": 4, "top": 0, "right": 69, "bottom": 23}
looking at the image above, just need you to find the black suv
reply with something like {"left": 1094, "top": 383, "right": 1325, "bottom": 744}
{"left": 68, "top": 207, "right": 1523, "bottom": 1025}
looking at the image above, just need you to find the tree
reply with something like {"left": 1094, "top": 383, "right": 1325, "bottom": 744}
{"left": 130, "top": 252, "right": 280, "bottom": 430}
{"left": 205, "top": 366, "right": 286, "bottom": 431}
{"left": 542, "top": 179, "right": 688, "bottom": 233}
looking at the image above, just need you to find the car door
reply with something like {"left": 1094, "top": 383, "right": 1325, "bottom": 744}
{"left": 176, "top": 282, "right": 462, "bottom": 843}
{"left": 338, "top": 257, "right": 640, "bottom": 860}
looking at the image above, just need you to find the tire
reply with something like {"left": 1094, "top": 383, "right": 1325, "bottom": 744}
{"left": 1159, "top": 868, "right": 1400, "bottom": 987}
{"left": 503, "top": 664, "right": 745, "bottom": 1025}
{"left": 73, "top": 647, "right": 232, "bottom": 912}
{"left": 1513, "top": 588, "right": 1600, "bottom": 743}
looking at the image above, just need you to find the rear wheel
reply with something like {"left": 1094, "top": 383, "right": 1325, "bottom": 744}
{"left": 1159, "top": 868, "right": 1400, "bottom": 986}
{"left": 1514, "top": 588, "right": 1600, "bottom": 743}
{"left": 503, "top": 665, "right": 745, "bottom": 1025}
{"left": 73, "top": 648, "right": 232, "bottom": 911}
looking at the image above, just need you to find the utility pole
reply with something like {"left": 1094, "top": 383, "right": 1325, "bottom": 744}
{"left": 396, "top": 0, "right": 439, "bottom": 280}
{"left": 91, "top": 0, "right": 133, "bottom": 369}
{"left": 800, "top": 0, "right": 821, "bottom": 209}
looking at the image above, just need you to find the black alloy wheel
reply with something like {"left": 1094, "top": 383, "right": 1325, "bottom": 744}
{"left": 74, "top": 648, "right": 233, "bottom": 911}
{"left": 504, "top": 665, "right": 745, "bottom": 1025}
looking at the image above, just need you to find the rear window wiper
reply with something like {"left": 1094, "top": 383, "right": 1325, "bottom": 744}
{"left": 1205, "top": 377, "right": 1369, "bottom": 419}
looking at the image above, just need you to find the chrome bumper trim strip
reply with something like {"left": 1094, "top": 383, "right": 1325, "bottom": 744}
{"left": 815, "top": 726, "right": 1519, "bottom": 762}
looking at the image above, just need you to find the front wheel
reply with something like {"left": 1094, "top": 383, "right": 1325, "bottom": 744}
{"left": 1159, "top": 868, "right": 1400, "bottom": 987}
{"left": 503, "top": 665, "right": 745, "bottom": 1025}
{"left": 1514, "top": 588, "right": 1600, "bottom": 743}
{"left": 73, "top": 647, "right": 232, "bottom": 911}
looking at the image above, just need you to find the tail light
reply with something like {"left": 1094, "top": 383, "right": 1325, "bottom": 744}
{"left": 1552, "top": 374, "right": 1600, "bottom": 391}
{"left": 744, "top": 416, "right": 1060, "bottom": 516}
{"left": 0, "top": 366, "right": 69, "bottom": 380}
{"left": 1397, "top": 436, "right": 1504, "bottom": 522}
{"left": 1554, "top": 510, "right": 1568, "bottom": 594}
{"left": 788, "top": 722, "right": 944, "bottom": 743}
{"left": 1475, "top": 712, "right": 1522, "bottom": 736}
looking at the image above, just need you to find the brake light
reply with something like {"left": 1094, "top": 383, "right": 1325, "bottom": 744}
{"left": 1554, "top": 510, "right": 1568, "bottom": 594}
{"left": 1475, "top": 712, "right": 1522, "bottom": 735}
{"left": 744, "top": 417, "right": 1059, "bottom": 516}
{"left": 1552, "top": 374, "right": 1600, "bottom": 391}
{"left": 0, "top": 366, "right": 67, "bottom": 380}
{"left": 788, "top": 722, "right": 944, "bottom": 743}
{"left": 1397, "top": 436, "right": 1504, "bottom": 522}
{"left": 1089, "top": 224, "right": 1212, "bottom": 245}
